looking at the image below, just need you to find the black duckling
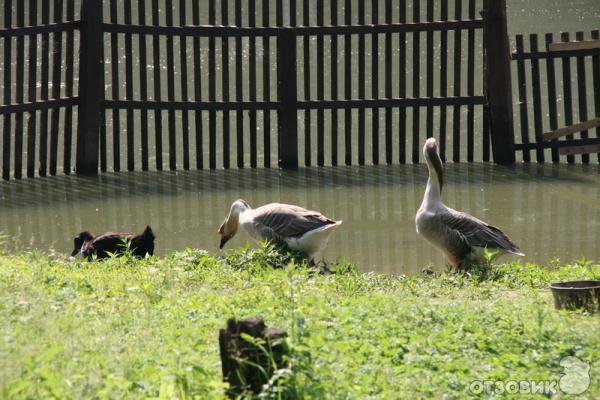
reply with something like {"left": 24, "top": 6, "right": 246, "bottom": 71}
{"left": 71, "top": 226, "right": 155, "bottom": 260}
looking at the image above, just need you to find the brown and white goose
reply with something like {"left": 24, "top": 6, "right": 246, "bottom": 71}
{"left": 415, "top": 138, "right": 524, "bottom": 269}
{"left": 218, "top": 199, "right": 342, "bottom": 264}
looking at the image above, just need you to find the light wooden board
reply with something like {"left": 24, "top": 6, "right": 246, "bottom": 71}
{"left": 548, "top": 40, "right": 600, "bottom": 52}
{"left": 559, "top": 144, "right": 600, "bottom": 156}
{"left": 543, "top": 118, "right": 600, "bottom": 141}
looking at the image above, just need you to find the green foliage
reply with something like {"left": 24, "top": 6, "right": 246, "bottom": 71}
{"left": 0, "top": 247, "right": 598, "bottom": 399}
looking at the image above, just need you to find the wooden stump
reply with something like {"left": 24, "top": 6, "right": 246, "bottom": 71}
{"left": 219, "top": 318, "right": 289, "bottom": 397}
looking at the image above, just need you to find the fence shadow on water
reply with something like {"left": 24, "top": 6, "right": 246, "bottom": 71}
{"left": 0, "top": 163, "right": 598, "bottom": 273}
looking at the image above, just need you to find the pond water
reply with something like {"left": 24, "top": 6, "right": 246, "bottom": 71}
{"left": 1, "top": 163, "right": 598, "bottom": 274}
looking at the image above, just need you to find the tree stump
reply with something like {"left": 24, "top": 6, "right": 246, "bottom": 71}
{"left": 219, "top": 318, "right": 289, "bottom": 397}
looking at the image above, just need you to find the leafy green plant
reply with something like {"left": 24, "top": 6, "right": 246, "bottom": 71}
{"left": 0, "top": 248, "right": 598, "bottom": 399}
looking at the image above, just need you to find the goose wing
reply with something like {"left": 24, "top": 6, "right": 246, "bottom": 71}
{"left": 440, "top": 209, "right": 523, "bottom": 255}
{"left": 251, "top": 204, "right": 336, "bottom": 241}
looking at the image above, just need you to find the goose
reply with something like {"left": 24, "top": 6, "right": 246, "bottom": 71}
{"left": 71, "top": 225, "right": 155, "bottom": 260}
{"left": 218, "top": 199, "right": 342, "bottom": 265}
{"left": 415, "top": 138, "right": 524, "bottom": 270}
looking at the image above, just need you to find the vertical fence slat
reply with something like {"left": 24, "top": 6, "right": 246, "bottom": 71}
{"left": 560, "top": 32, "right": 574, "bottom": 163}
{"left": 152, "top": 0, "right": 163, "bottom": 170}
{"left": 77, "top": 0, "right": 102, "bottom": 175}
{"left": 221, "top": 0, "right": 230, "bottom": 169}
{"left": 384, "top": 0, "right": 392, "bottom": 164}
{"left": 515, "top": 35, "right": 530, "bottom": 162}
{"left": 452, "top": 0, "right": 462, "bottom": 162}
{"left": 303, "top": 0, "right": 311, "bottom": 166}
{"left": 63, "top": 0, "right": 75, "bottom": 174}
{"left": 110, "top": 0, "right": 121, "bottom": 171}
{"left": 2, "top": 0, "right": 11, "bottom": 180}
{"left": 49, "top": 0, "right": 64, "bottom": 176}
{"left": 544, "top": 33, "right": 559, "bottom": 163}
{"left": 466, "top": 0, "right": 475, "bottom": 161}
{"left": 344, "top": 0, "right": 351, "bottom": 165}
{"left": 290, "top": 0, "right": 296, "bottom": 25}
{"left": 139, "top": 0, "right": 149, "bottom": 170}
{"left": 249, "top": 0, "right": 257, "bottom": 168}
{"left": 192, "top": 0, "right": 203, "bottom": 169}
{"left": 482, "top": 102, "right": 490, "bottom": 161}
{"left": 26, "top": 0, "right": 38, "bottom": 177}
{"left": 371, "top": 0, "right": 379, "bottom": 165}
{"left": 278, "top": 29, "right": 298, "bottom": 169}
{"left": 425, "top": 0, "right": 434, "bottom": 142}
{"left": 39, "top": 0, "right": 50, "bottom": 176}
{"left": 179, "top": 0, "right": 189, "bottom": 169}
{"left": 166, "top": 0, "right": 176, "bottom": 170}
{"left": 316, "top": 0, "right": 324, "bottom": 166}
{"left": 530, "top": 34, "right": 544, "bottom": 163}
{"left": 14, "top": 1, "right": 25, "bottom": 178}
{"left": 592, "top": 30, "right": 600, "bottom": 163}
{"left": 331, "top": 0, "right": 338, "bottom": 166}
{"left": 411, "top": 0, "right": 420, "bottom": 163}
{"left": 262, "top": 0, "right": 271, "bottom": 167}
{"left": 234, "top": 0, "right": 243, "bottom": 168}
{"left": 575, "top": 31, "right": 589, "bottom": 164}
{"left": 438, "top": 0, "right": 448, "bottom": 161}
{"left": 358, "top": 0, "right": 365, "bottom": 165}
{"left": 398, "top": 0, "right": 406, "bottom": 164}
{"left": 125, "top": 0, "right": 135, "bottom": 171}
{"left": 207, "top": 0, "right": 216, "bottom": 169}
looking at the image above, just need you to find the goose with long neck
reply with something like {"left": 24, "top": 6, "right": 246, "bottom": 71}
{"left": 415, "top": 138, "right": 524, "bottom": 269}
{"left": 219, "top": 199, "right": 342, "bottom": 265}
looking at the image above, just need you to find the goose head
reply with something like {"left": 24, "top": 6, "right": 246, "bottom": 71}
{"left": 72, "top": 231, "right": 94, "bottom": 256}
{"left": 218, "top": 199, "right": 251, "bottom": 249}
{"left": 423, "top": 137, "right": 444, "bottom": 193}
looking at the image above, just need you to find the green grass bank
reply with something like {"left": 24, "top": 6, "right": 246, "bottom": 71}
{"left": 0, "top": 246, "right": 599, "bottom": 399}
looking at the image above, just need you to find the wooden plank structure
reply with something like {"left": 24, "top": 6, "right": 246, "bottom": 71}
{"left": 219, "top": 318, "right": 288, "bottom": 397}
{"left": 512, "top": 31, "right": 600, "bottom": 162}
{"left": 0, "top": 0, "right": 595, "bottom": 180}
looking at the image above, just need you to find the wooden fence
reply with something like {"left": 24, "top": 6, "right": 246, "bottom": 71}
{"left": 1, "top": 0, "right": 518, "bottom": 179}
{"left": 512, "top": 30, "right": 600, "bottom": 163}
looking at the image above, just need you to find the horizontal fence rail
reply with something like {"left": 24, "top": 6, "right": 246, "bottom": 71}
{"left": 511, "top": 30, "right": 600, "bottom": 163}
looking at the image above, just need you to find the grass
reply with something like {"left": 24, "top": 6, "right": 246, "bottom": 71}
{"left": 0, "top": 243, "right": 599, "bottom": 399}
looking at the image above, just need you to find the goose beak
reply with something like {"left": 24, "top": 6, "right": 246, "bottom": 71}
{"left": 219, "top": 236, "right": 230, "bottom": 249}
{"left": 70, "top": 248, "right": 79, "bottom": 257}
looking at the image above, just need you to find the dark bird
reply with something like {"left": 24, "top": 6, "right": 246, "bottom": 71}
{"left": 415, "top": 138, "right": 524, "bottom": 270}
{"left": 71, "top": 226, "right": 155, "bottom": 260}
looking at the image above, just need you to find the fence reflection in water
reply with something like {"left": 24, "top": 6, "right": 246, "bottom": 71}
{"left": 0, "top": 163, "right": 598, "bottom": 273}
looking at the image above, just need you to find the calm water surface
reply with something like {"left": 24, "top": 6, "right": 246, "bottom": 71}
{"left": 1, "top": 164, "right": 598, "bottom": 274}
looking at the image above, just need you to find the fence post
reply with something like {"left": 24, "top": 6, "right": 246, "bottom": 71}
{"left": 277, "top": 29, "right": 298, "bottom": 169}
{"left": 75, "top": 0, "right": 103, "bottom": 175}
{"left": 483, "top": 0, "right": 515, "bottom": 164}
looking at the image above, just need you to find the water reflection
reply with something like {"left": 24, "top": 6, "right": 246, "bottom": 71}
{"left": 0, "top": 164, "right": 598, "bottom": 274}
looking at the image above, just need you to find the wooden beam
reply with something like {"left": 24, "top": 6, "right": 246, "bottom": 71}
{"left": 559, "top": 143, "right": 600, "bottom": 156}
{"left": 75, "top": 0, "right": 102, "bottom": 175}
{"left": 277, "top": 29, "right": 298, "bottom": 169}
{"left": 549, "top": 39, "right": 600, "bottom": 52}
{"left": 483, "top": 0, "right": 516, "bottom": 164}
{"left": 543, "top": 118, "right": 600, "bottom": 141}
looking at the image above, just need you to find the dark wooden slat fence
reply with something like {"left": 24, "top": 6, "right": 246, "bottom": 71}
{"left": 512, "top": 29, "right": 600, "bottom": 162}
{"left": 3, "top": 0, "right": 595, "bottom": 180}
